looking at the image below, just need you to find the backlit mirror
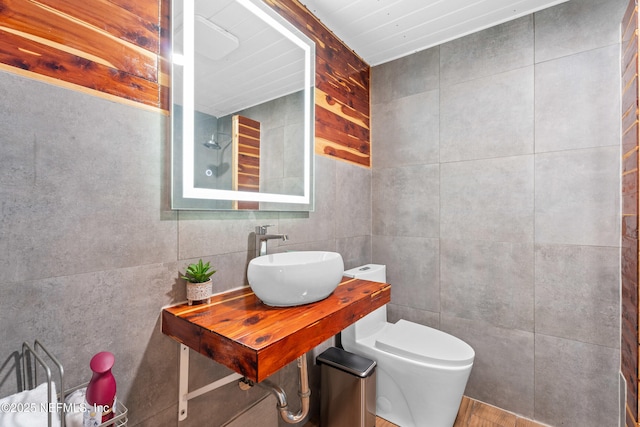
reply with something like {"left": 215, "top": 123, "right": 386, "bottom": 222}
{"left": 171, "top": 0, "right": 315, "bottom": 210}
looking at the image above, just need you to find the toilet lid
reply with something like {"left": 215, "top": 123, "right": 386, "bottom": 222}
{"left": 375, "top": 320, "right": 475, "bottom": 367}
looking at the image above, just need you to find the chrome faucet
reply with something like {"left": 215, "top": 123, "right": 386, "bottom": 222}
{"left": 255, "top": 225, "right": 288, "bottom": 257}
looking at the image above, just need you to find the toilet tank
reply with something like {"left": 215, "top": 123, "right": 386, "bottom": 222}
{"left": 343, "top": 264, "right": 386, "bottom": 283}
{"left": 343, "top": 265, "right": 388, "bottom": 340}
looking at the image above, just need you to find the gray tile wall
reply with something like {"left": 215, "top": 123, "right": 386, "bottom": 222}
{"left": 371, "top": 0, "right": 625, "bottom": 425}
{"left": 0, "top": 70, "right": 371, "bottom": 425}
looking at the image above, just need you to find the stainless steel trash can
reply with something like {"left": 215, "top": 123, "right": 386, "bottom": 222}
{"left": 317, "top": 347, "right": 376, "bottom": 427}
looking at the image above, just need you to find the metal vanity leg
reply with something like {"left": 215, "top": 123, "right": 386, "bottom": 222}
{"left": 178, "top": 344, "right": 243, "bottom": 421}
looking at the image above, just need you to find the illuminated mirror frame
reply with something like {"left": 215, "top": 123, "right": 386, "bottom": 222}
{"left": 174, "top": 0, "right": 315, "bottom": 209}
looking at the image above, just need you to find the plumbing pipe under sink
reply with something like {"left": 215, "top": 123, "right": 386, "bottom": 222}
{"left": 239, "top": 354, "right": 310, "bottom": 424}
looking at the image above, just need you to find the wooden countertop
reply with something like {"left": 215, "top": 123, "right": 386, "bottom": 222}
{"left": 161, "top": 277, "right": 391, "bottom": 382}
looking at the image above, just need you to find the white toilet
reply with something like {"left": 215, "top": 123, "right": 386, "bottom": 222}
{"left": 341, "top": 264, "right": 474, "bottom": 427}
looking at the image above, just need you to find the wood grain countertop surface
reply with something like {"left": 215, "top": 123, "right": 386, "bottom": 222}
{"left": 161, "top": 277, "right": 391, "bottom": 382}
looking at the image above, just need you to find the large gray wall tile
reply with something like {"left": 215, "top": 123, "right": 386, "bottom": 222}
{"left": 440, "top": 155, "right": 534, "bottom": 242}
{"left": 177, "top": 213, "right": 271, "bottom": 259}
{"left": 441, "top": 315, "right": 535, "bottom": 418}
{"left": 261, "top": 127, "right": 285, "bottom": 181}
{"left": 441, "top": 239, "right": 534, "bottom": 331}
{"left": 334, "top": 160, "right": 371, "bottom": 239}
{"left": 372, "top": 235, "right": 439, "bottom": 312}
{"left": 535, "top": 244, "right": 620, "bottom": 348}
{"left": 336, "top": 235, "right": 371, "bottom": 270}
{"left": 372, "top": 47, "right": 439, "bottom": 104}
{"left": 372, "top": 164, "right": 439, "bottom": 238}
{"left": 223, "top": 395, "right": 278, "bottom": 427}
{"left": 280, "top": 155, "right": 337, "bottom": 243}
{"left": 371, "top": 89, "right": 439, "bottom": 168}
{"left": 535, "top": 147, "right": 620, "bottom": 246}
{"left": 534, "top": 0, "right": 628, "bottom": 63}
{"left": 440, "top": 16, "right": 533, "bottom": 87}
{"left": 440, "top": 66, "right": 534, "bottom": 162}
{"left": 535, "top": 334, "right": 619, "bottom": 427}
{"left": 0, "top": 73, "right": 177, "bottom": 283}
{"left": 0, "top": 263, "right": 181, "bottom": 425}
{"left": 176, "top": 252, "right": 252, "bottom": 294}
{"left": 386, "top": 303, "right": 440, "bottom": 328}
{"left": 535, "top": 46, "right": 621, "bottom": 153}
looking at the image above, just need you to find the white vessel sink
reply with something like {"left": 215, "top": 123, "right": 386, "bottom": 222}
{"left": 247, "top": 251, "right": 345, "bottom": 307}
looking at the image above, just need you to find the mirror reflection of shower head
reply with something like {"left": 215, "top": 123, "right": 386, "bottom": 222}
{"left": 204, "top": 133, "right": 232, "bottom": 150}
{"left": 204, "top": 134, "right": 222, "bottom": 150}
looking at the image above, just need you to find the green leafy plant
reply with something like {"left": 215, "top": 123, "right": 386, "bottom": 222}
{"left": 181, "top": 259, "right": 216, "bottom": 283}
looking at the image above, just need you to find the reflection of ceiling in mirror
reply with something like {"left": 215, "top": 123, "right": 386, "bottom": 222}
{"left": 174, "top": 0, "right": 306, "bottom": 118}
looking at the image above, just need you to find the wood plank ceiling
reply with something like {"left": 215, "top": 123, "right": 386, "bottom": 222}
{"left": 298, "top": 0, "right": 570, "bottom": 66}
{"left": 174, "top": 0, "right": 307, "bottom": 118}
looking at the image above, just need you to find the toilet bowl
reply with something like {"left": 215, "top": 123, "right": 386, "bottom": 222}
{"left": 341, "top": 265, "right": 474, "bottom": 427}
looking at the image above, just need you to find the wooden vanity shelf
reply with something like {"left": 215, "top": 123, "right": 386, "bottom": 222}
{"left": 161, "top": 277, "right": 391, "bottom": 383}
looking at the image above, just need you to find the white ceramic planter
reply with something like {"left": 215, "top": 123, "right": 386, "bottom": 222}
{"left": 186, "top": 279, "right": 212, "bottom": 305}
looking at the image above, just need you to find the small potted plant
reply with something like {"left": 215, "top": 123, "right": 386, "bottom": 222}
{"left": 181, "top": 259, "right": 216, "bottom": 305}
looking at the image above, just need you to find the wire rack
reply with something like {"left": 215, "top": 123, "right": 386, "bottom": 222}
{"left": 2, "top": 340, "right": 128, "bottom": 427}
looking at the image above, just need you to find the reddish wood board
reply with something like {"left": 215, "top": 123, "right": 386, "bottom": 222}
{"left": 161, "top": 277, "right": 390, "bottom": 382}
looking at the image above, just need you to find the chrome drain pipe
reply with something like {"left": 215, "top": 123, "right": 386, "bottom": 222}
{"left": 240, "top": 354, "right": 310, "bottom": 424}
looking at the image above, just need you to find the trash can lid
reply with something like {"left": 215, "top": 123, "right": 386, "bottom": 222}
{"left": 316, "top": 347, "right": 376, "bottom": 378}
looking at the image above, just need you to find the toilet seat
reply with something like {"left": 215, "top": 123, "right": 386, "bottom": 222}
{"left": 375, "top": 320, "right": 475, "bottom": 367}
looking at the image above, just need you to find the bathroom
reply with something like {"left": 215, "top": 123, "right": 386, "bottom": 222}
{"left": 0, "top": 0, "right": 626, "bottom": 426}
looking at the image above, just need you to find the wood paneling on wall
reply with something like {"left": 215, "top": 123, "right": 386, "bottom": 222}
{"left": 232, "top": 115, "right": 261, "bottom": 210}
{"left": 0, "top": 0, "right": 372, "bottom": 167}
{"left": 264, "top": 0, "right": 371, "bottom": 167}
{"left": 0, "top": 0, "right": 165, "bottom": 110}
{"left": 621, "top": 1, "right": 640, "bottom": 426}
